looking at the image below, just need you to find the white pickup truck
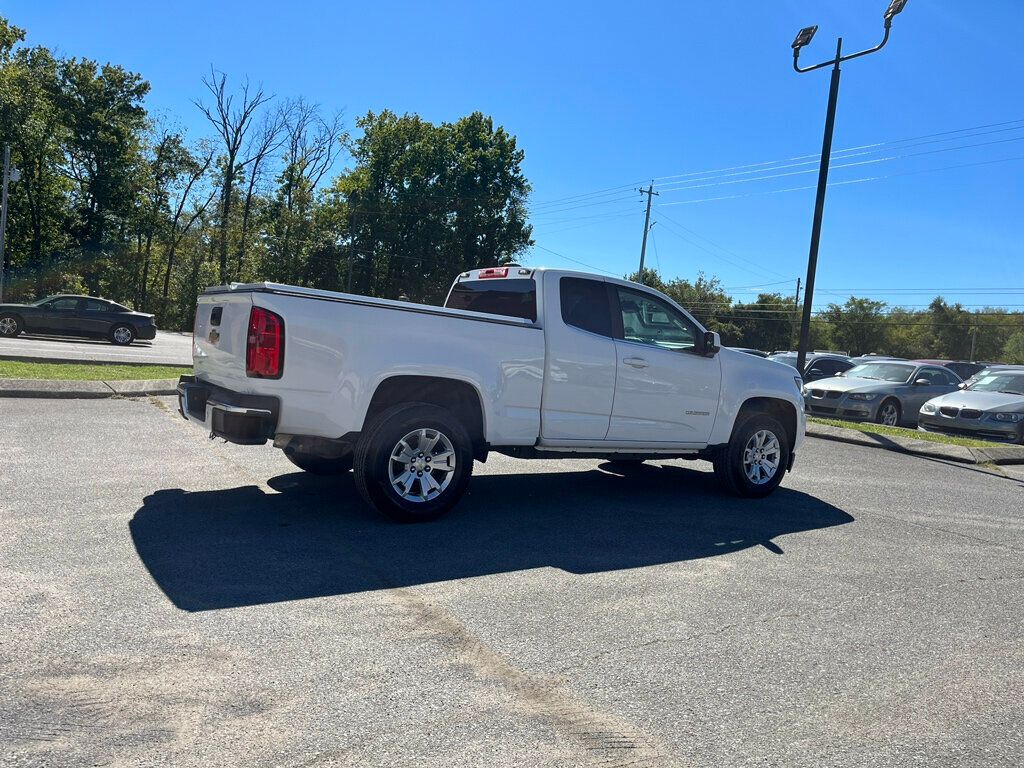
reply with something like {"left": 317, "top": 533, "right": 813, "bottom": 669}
{"left": 178, "top": 266, "right": 805, "bottom": 521}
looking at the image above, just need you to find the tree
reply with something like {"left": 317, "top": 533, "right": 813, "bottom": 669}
{"left": 328, "top": 110, "right": 532, "bottom": 303}
{"left": 1003, "top": 331, "right": 1024, "bottom": 365}
{"left": 819, "top": 297, "right": 889, "bottom": 356}
{"left": 728, "top": 293, "right": 796, "bottom": 353}
{"left": 54, "top": 58, "right": 149, "bottom": 256}
{"left": 925, "top": 298, "right": 973, "bottom": 360}
{"left": 194, "top": 69, "right": 273, "bottom": 284}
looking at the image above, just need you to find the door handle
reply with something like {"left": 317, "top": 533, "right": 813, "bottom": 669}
{"left": 623, "top": 357, "right": 649, "bottom": 369}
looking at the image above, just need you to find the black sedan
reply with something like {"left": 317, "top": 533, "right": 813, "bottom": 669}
{"left": 0, "top": 295, "right": 156, "bottom": 345}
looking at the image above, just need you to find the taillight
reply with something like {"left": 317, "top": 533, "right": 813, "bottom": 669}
{"left": 478, "top": 267, "right": 509, "bottom": 279}
{"left": 246, "top": 306, "right": 284, "bottom": 378}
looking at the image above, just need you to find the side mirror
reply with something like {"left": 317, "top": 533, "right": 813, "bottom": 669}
{"left": 957, "top": 382, "right": 967, "bottom": 389}
{"left": 914, "top": 378, "right": 930, "bottom": 386}
{"left": 702, "top": 331, "right": 720, "bottom": 357}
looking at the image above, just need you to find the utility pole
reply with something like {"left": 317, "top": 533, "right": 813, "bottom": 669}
{"left": 346, "top": 209, "right": 356, "bottom": 293}
{"left": 0, "top": 144, "right": 16, "bottom": 304}
{"left": 637, "top": 183, "right": 659, "bottom": 282}
{"left": 791, "top": 277, "right": 802, "bottom": 348}
{"left": 790, "top": 0, "right": 909, "bottom": 374}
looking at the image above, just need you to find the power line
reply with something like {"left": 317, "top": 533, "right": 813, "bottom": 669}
{"left": 658, "top": 154, "right": 1024, "bottom": 207}
{"left": 650, "top": 117, "right": 1024, "bottom": 183}
{"left": 655, "top": 135, "right": 1024, "bottom": 195}
{"left": 530, "top": 244, "right": 619, "bottom": 276}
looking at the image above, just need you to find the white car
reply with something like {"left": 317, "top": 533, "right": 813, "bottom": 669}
{"left": 177, "top": 267, "right": 805, "bottom": 521}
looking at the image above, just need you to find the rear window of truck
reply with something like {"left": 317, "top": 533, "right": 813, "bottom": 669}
{"left": 445, "top": 278, "right": 537, "bottom": 322}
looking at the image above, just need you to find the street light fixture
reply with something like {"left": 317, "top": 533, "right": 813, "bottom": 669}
{"left": 790, "top": 3, "right": 909, "bottom": 375}
{"left": 792, "top": 26, "right": 818, "bottom": 51}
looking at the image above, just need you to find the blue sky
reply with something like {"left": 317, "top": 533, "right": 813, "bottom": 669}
{"left": 8, "top": 0, "right": 1023, "bottom": 309}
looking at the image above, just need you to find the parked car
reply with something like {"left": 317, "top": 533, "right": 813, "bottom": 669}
{"left": 767, "top": 351, "right": 854, "bottom": 383}
{"left": 849, "top": 354, "right": 906, "bottom": 364}
{"left": 803, "top": 360, "right": 962, "bottom": 426}
{"left": 919, "top": 369, "right": 1024, "bottom": 444}
{"left": 0, "top": 295, "right": 156, "bottom": 345}
{"left": 176, "top": 267, "right": 806, "bottom": 522}
{"left": 729, "top": 347, "right": 769, "bottom": 358}
{"left": 959, "top": 365, "right": 1024, "bottom": 390}
{"left": 913, "top": 359, "right": 987, "bottom": 381}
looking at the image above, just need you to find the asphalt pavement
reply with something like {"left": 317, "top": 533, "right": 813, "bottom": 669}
{"left": 0, "top": 330, "right": 192, "bottom": 366}
{"left": 2, "top": 397, "right": 1024, "bottom": 767}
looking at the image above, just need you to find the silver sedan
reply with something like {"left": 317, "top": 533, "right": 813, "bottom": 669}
{"left": 919, "top": 370, "right": 1024, "bottom": 444}
{"left": 803, "top": 361, "right": 962, "bottom": 427}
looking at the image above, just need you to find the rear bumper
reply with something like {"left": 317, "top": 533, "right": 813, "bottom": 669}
{"left": 177, "top": 375, "right": 280, "bottom": 445}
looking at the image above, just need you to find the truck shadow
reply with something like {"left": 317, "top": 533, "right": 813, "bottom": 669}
{"left": 129, "top": 463, "right": 854, "bottom": 611}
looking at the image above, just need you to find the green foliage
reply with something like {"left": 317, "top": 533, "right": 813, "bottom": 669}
{"left": 1004, "top": 331, "right": 1024, "bottom": 364}
{"left": 328, "top": 110, "right": 533, "bottom": 303}
{"left": 820, "top": 297, "right": 889, "bottom": 356}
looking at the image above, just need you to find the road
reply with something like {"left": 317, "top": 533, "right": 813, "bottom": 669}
{"left": 0, "top": 330, "right": 192, "bottom": 366}
{"left": 2, "top": 397, "right": 1023, "bottom": 767}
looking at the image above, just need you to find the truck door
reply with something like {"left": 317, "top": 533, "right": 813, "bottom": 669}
{"left": 540, "top": 275, "right": 617, "bottom": 440}
{"left": 607, "top": 286, "right": 722, "bottom": 444}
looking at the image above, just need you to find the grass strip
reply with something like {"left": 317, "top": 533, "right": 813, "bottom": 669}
{"left": 0, "top": 360, "right": 189, "bottom": 381}
{"left": 808, "top": 416, "right": 998, "bottom": 449}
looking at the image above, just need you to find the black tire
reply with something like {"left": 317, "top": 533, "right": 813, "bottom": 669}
{"left": 110, "top": 323, "right": 135, "bottom": 345}
{"left": 875, "top": 398, "right": 901, "bottom": 427}
{"left": 712, "top": 412, "right": 790, "bottom": 498}
{"left": 0, "top": 313, "right": 22, "bottom": 338}
{"left": 353, "top": 402, "right": 474, "bottom": 523}
{"left": 285, "top": 450, "right": 353, "bottom": 475}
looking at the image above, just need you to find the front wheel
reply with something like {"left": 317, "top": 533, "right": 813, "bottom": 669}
{"left": 713, "top": 413, "right": 790, "bottom": 498}
{"left": 0, "top": 314, "right": 22, "bottom": 337}
{"left": 110, "top": 324, "right": 135, "bottom": 345}
{"left": 353, "top": 403, "right": 474, "bottom": 523}
{"left": 875, "top": 399, "right": 901, "bottom": 427}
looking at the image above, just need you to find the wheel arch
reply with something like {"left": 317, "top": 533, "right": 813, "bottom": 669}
{"left": 364, "top": 375, "right": 487, "bottom": 459}
{"left": 734, "top": 396, "right": 798, "bottom": 450}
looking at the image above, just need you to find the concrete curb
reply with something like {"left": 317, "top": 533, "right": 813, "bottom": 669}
{"left": 0, "top": 378, "right": 179, "bottom": 399}
{"left": 807, "top": 422, "right": 1024, "bottom": 466}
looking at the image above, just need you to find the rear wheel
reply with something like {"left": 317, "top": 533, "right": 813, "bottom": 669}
{"left": 285, "top": 449, "right": 352, "bottom": 475}
{"left": 0, "top": 314, "right": 22, "bottom": 337}
{"left": 713, "top": 413, "right": 790, "bottom": 498}
{"left": 876, "top": 399, "right": 901, "bottom": 427}
{"left": 353, "top": 403, "right": 474, "bottom": 523}
{"left": 110, "top": 324, "right": 135, "bottom": 345}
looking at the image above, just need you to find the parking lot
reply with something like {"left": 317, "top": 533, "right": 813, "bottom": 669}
{"left": 0, "top": 330, "right": 192, "bottom": 366}
{"left": 3, "top": 396, "right": 1024, "bottom": 767}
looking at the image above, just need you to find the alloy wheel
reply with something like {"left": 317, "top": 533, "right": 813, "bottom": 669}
{"left": 387, "top": 428, "right": 457, "bottom": 503}
{"left": 742, "top": 429, "right": 781, "bottom": 485}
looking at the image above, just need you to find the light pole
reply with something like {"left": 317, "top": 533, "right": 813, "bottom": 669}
{"left": 791, "top": 0, "right": 909, "bottom": 374}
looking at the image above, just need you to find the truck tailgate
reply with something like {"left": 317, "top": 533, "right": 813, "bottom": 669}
{"left": 192, "top": 292, "right": 254, "bottom": 390}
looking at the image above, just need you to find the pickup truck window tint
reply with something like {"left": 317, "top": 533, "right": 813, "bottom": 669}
{"left": 445, "top": 278, "right": 537, "bottom": 322}
{"left": 560, "top": 277, "right": 613, "bottom": 337}
{"left": 616, "top": 288, "right": 696, "bottom": 352}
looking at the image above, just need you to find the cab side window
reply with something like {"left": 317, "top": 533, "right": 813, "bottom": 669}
{"left": 560, "top": 277, "right": 613, "bottom": 337}
{"left": 81, "top": 300, "right": 109, "bottom": 312}
{"left": 615, "top": 287, "right": 696, "bottom": 352}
